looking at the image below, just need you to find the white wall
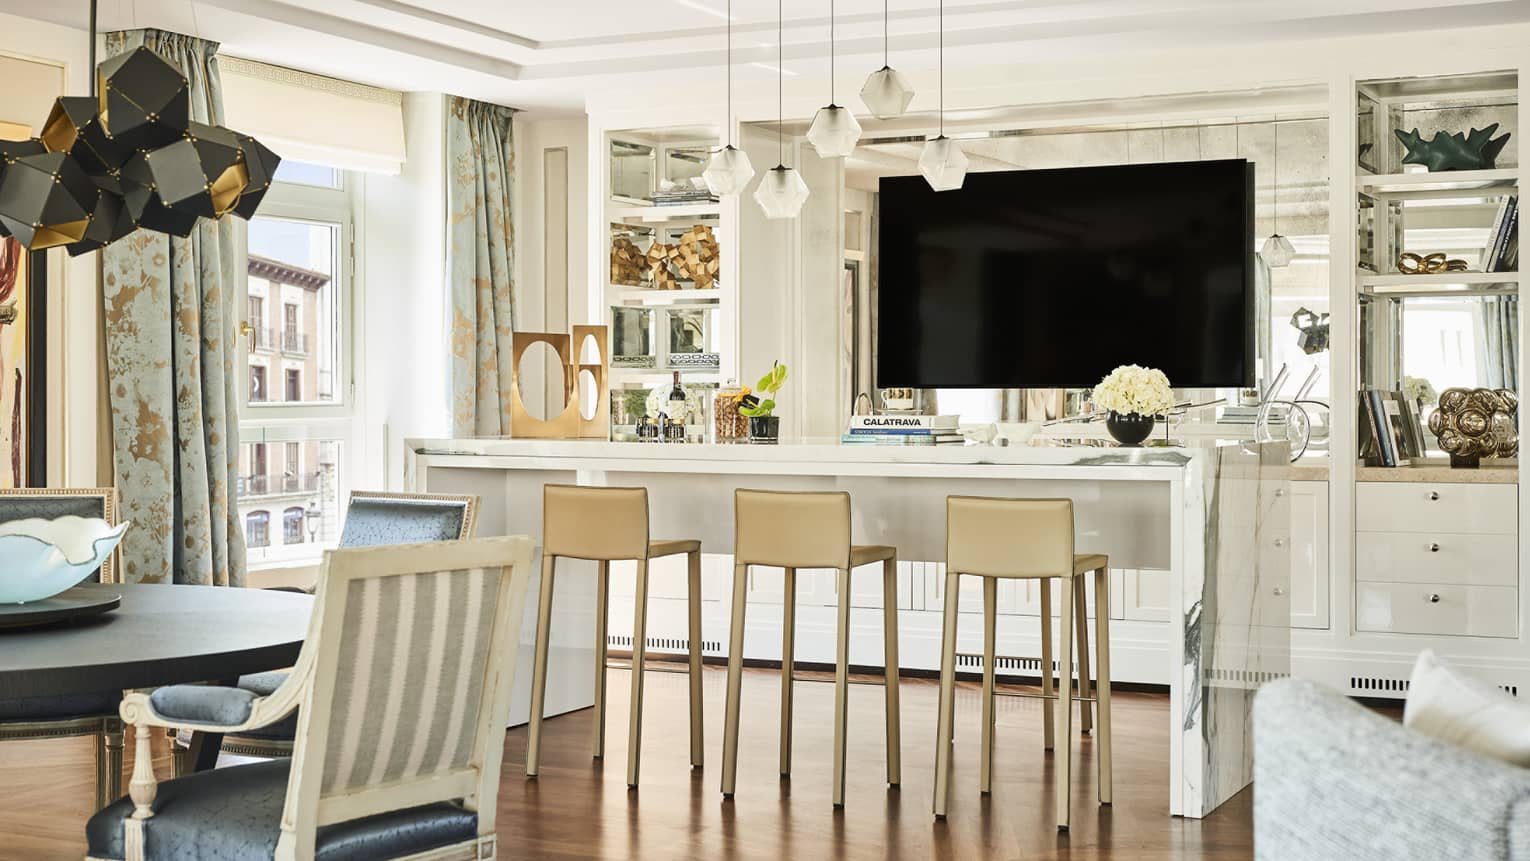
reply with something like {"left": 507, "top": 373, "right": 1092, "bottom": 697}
{"left": 0, "top": 13, "right": 100, "bottom": 487}
{"left": 360, "top": 91, "right": 449, "bottom": 489}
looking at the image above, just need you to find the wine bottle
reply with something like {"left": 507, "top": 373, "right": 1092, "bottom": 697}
{"left": 667, "top": 371, "right": 688, "bottom": 423}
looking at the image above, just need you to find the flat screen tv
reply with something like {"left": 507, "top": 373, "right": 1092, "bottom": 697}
{"left": 876, "top": 159, "right": 1255, "bottom": 389}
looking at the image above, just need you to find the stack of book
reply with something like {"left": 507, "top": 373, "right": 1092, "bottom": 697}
{"left": 1482, "top": 194, "right": 1519, "bottom": 273}
{"left": 1360, "top": 388, "right": 1426, "bottom": 467}
{"left": 841, "top": 415, "right": 965, "bottom": 445}
{"left": 652, "top": 189, "right": 719, "bottom": 206}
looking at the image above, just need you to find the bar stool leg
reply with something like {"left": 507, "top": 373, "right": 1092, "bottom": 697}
{"left": 1074, "top": 573, "right": 1094, "bottom": 735}
{"left": 1094, "top": 564, "right": 1113, "bottom": 805}
{"left": 591, "top": 560, "right": 610, "bottom": 760}
{"left": 627, "top": 558, "right": 652, "bottom": 788}
{"left": 780, "top": 566, "right": 797, "bottom": 777}
{"left": 1039, "top": 578, "right": 1055, "bottom": 750}
{"left": 832, "top": 567, "right": 852, "bottom": 808}
{"left": 1056, "top": 576, "right": 1075, "bottom": 831}
{"left": 932, "top": 571, "right": 961, "bottom": 818}
{"left": 687, "top": 550, "right": 705, "bottom": 770}
{"left": 525, "top": 554, "right": 558, "bottom": 777}
{"left": 881, "top": 556, "right": 901, "bottom": 787}
{"left": 721, "top": 562, "right": 749, "bottom": 799}
{"left": 980, "top": 577, "right": 997, "bottom": 794}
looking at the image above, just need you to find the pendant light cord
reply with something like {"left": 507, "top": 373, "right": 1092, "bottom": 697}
{"left": 938, "top": 0, "right": 944, "bottom": 137}
{"left": 1272, "top": 119, "right": 1280, "bottom": 235}
{"left": 829, "top": 0, "right": 835, "bottom": 104}
{"left": 883, "top": 0, "right": 889, "bottom": 67}
{"left": 778, "top": 0, "right": 784, "bottom": 165}
{"left": 89, "top": 0, "right": 97, "bottom": 97}
{"left": 725, "top": 0, "right": 732, "bottom": 146}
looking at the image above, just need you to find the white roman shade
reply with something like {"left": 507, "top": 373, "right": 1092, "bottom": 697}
{"left": 220, "top": 56, "right": 406, "bottom": 175}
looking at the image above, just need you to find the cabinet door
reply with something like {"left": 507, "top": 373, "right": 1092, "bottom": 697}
{"left": 1120, "top": 569, "right": 1171, "bottom": 622}
{"left": 850, "top": 559, "right": 918, "bottom": 609}
{"left": 1289, "top": 481, "right": 1330, "bottom": 630}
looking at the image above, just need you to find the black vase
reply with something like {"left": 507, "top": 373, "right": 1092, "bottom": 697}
{"left": 748, "top": 415, "right": 780, "bottom": 444}
{"left": 1105, "top": 411, "right": 1155, "bottom": 446}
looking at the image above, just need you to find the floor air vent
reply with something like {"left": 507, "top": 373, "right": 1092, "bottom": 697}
{"left": 1352, "top": 675, "right": 1518, "bottom": 697}
{"left": 607, "top": 634, "right": 724, "bottom": 655}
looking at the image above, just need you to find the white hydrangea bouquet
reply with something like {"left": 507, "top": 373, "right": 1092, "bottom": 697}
{"left": 1403, "top": 376, "right": 1438, "bottom": 408}
{"left": 1091, "top": 364, "right": 1175, "bottom": 418}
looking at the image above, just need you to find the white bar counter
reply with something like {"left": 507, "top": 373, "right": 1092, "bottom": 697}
{"left": 405, "top": 436, "right": 1290, "bottom": 818}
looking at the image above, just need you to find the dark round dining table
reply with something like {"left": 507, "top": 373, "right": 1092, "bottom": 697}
{"left": 0, "top": 582, "right": 312, "bottom": 769}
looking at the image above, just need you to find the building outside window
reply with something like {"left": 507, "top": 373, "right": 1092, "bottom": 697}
{"left": 249, "top": 365, "right": 267, "bottom": 402}
{"left": 283, "top": 507, "right": 306, "bottom": 544}
{"left": 246, "top": 511, "right": 270, "bottom": 549}
{"left": 236, "top": 160, "right": 357, "bottom": 568}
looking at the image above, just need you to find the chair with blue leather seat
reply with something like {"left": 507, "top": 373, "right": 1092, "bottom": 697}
{"left": 86, "top": 534, "right": 535, "bottom": 861}
{"left": 216, "top": 490, "right": 479, "bottom": 762}
{"left": 0, "top": 488, "right": 122, "bottom": 810}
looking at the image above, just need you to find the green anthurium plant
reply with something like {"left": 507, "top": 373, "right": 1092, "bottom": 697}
{"left": 739, "top": 361, "right": 787, "bottom": 418}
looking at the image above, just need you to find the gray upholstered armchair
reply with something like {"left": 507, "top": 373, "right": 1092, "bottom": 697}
{"left": 1253, "top": 677, "right": 1530, "bottom": 860}
{"left": 86, "top": 535, "right": 534, "bottom": 861}
{"left": 216, "top": 490, "right": 479, "bottom": 761}
{"left": 0, "top": 488, "right": 123, "bottom": 809}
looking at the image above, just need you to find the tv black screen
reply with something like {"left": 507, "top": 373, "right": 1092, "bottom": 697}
{"left": 876, "top": 159, "right": 1255, "bottom": 389}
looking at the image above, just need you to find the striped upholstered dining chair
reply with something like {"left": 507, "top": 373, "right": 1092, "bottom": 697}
{"left": 216, "top": 490, "right": 479, "bottom": 762}
{"left": 86, "top": 534, "right": 535, "bottom": 861}
{"left": 0, "top": 488, "right": 123, "bottom": 810}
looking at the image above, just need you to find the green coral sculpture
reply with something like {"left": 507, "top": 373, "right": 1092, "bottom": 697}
{"left": 1393, "top": 123, "right": 1511, "bottom": 172}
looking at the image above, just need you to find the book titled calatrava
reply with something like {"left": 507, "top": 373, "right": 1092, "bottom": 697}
{"left": 846, "top": 415, "right": 960, "bottom": 433}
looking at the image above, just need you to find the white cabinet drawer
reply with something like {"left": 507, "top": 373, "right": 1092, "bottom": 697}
{"left": 1356, "top": 483, "right": 1518, "bottom": 535}
{"left": 1356, "top": 582, "right": 1518, "bottom": 638}
{"left": 1357, "top": 532, "right": 1518, "bottom": 587}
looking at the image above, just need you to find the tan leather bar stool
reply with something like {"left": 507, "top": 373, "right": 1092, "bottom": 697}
{"left": 720, "top": 489, "right": 902, "bottom": 808}
{"left": 932, "top": 496, "right": 1113, "bottom": 831}
{"left": 525, "top": 484, "right": 704, "bottom": 789}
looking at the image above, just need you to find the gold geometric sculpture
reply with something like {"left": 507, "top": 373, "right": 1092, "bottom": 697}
{"left": 676, "top": 224, "right": 720, "bottom": 289}
{"left": 508, "top": 327, "right": 611, "bottom": 439}
{"left": 572, "top": 325, "right": 610, "bottom": 439}
{"left": 1427, "top": 387, "right": 1518, "bottom": 467}
{"left": 610, "top": 235, "right": 648, "bottom": 286}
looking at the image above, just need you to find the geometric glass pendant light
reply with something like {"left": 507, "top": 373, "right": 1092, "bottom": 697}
{"left": 702, "top": 0, "right": 755, "bottom": 196}
{"left": 754, "top": 0, "right": 810, "bottom": 219}
{"left": 806, "top": 0, "right": 861, "bottom": 158}
{"left": 0, "top": 0, "right": 281, "bottom": 254}
{"left": 919, "top": 0, "right": 966, "bottom": 191}
{"left": 860, "top": 0, "right": 914, "bottom": 119}
{"left": 1260, "top": 119, "right": 1294, "bottom": 268}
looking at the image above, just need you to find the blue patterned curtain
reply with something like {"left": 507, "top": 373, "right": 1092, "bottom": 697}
{"left": 101, "top": 30, "right": 244, "bottom": 586}
{"left": 446, "top": 96, "right": 516, "bottom": 437}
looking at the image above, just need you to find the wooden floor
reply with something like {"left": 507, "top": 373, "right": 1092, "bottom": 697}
{"left": 0, "top": 665, "right": 1254, "bottom": 860}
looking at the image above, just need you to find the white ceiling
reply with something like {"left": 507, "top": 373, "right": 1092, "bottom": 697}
{"left": 4, "top": 0, "right": 1529, "bottom": 114}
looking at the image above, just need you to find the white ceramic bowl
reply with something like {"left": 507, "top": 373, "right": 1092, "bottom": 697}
{"left": 0, "top": 516, "right": 130, "bottom": 604}
{"left": 997, "top": 421, "right": 1043, "bottom": 445}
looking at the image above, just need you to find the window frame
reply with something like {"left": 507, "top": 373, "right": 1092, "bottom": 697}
{"left": 236, "top": 167, "right": 364, "bottom": 570}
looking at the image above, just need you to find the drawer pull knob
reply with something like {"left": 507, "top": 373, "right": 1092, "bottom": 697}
{"left": 1428, "top": 543, "right": 1440, "bottom": 553}
{"left": 1275, "top": 489, "right": 1285, "bottom": 498}
{"left": 1274, "top": 538, "right": 1287, "bottom": 548}
{"left": 1428, "top": 491, "right": 1441, "bottom": 501}
{"left": 1427, "top": 593, "right": 1442, "bottom": 604}
{"left": 1273, "top": 587, "right": 1285, "bottom": 596}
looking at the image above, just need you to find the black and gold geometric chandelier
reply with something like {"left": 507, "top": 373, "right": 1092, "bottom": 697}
{"left": 0, "top": 7, "right": 280, "bottom": 256}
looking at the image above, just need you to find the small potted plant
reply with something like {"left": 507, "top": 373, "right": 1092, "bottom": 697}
{"left": 1091, "top": 364, "right": 1174, "bottom": 446}
{"left": 739, "top": 361, "right": 787, "bottom": 444}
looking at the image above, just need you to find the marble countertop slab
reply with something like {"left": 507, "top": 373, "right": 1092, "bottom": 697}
{"left": 1355, "top": 459, "right": 1519, "bottom": 484}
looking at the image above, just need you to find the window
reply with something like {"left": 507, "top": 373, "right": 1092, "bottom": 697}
{"left": 283, "top": 303, "right": 301, "bottom": 353}
{"left": 249, "top": 365, "right": 267, "bottom": 403}
{"left": 246, "top": 511, "right": 270, "bottom": 548}
{"left": 283, "top": 507, "right": 306, "bottom": 544}
{"left": 237, "top": 161, "right": 358, "bottom": 569}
